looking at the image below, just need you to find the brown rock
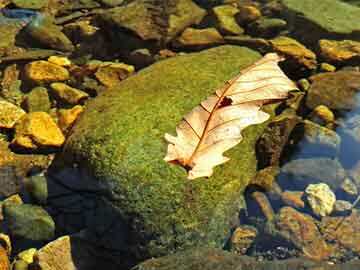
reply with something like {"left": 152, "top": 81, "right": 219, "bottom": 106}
{"left": 0, "top": 100, "right": 26, "bottom": 129}
{"left": 57, "top": 105, "right": 84, "bottom": 134}
{"left": 11, "top": 112, "right": 65, "bottom": 151}
{"left": 173, "top": 28, "right": 225, "bottom": 49}
{"left": 0, "top": 246, "right": 10, "bottom": 270}
{"left": 24, "top": 61, "right": 70, "bottom": 84}
{"left": 319, "top": 39, "right": 360, "bottom": 64}
{"left": 251, "top": 191, "right": 275, "bottom": 221}
{"left": 229, "top": 226, "right": 257, "bottom": 254}
{"left": 236, "top": 5, "right": 261, "bottom": 24}
{"left": 50, "top": 83, "right": 89, "bottom": 105}
{"left": 306, "top": 71, "right": 360, "bottom": 110}
{"left": 270, "top": 36, "right": 317, "bottom": 70}
{"left": 251, "top": 166, "right": 280, "bottom": 191}
{"left": 275, "top": 207, "right": 332, "bottom": 261}
{"left": 281, "top": 191, "right": 305, "bottom": 209}
{"left": 95, "top": 63, "right": 135, "bottom": 87}
{"left": 212, "top": 5, "right": 244, "bottom": 35}
{"left": 321, "top": 210, "right": 360, "bottom": 254}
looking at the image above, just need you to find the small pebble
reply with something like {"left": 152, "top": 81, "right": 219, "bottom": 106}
{"left": 340, "top": 178, "right": 358, "bottom": 196}
{"left": 320, "top": 62, "right": 336, "bottom": 72}
{"left": 333, "top": 200, "right": 353, "bottom": 213}
{"left": 297, "top": 78, "right": 310, "bottom": 91}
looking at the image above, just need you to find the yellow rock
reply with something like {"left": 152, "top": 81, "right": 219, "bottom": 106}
{"left": 0, "top": 234, "right": 11, "bottom": 256}
{"left": 236, "top": 5, "right": 261, "bottom": 24}
{"left": 11, "top": 112, "right": 65, "bottom": 150}
{"left": 0, "top": 100, "right": 26, "bottom": 129}
{"left": 270, "top": 36, "right": 317, "bottom": 69}
{"left": 319, "top": 39, "right": 360, "bottom": 64}
{"left": 50, "top": 83, "right": 89, "bottom": 105}
{"left": 57, "top": 105, "right": 84, "bottom": 133}
{"left": 24, "top": 61, "right": 70, "bottom": 84}
{"left": 17, "top": 248, "right": 37, "bottom": 264}
{"left": 311, "top": 105, "right": 335, "bottom": 124}
{"left": 48, "top": 56, "right": 72, "bottom": 67}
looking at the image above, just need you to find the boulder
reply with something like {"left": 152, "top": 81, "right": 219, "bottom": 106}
{"left": 56, "top": 46, "right": 277, "bottom": 261}
{"left": 279, "top": 0, "right": 360, "bottom": 45}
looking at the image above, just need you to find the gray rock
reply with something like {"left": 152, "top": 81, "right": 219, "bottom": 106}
{"left": 280, "top": 158, "right": 346, "bottom": 190}
{"left": 26, "top": 15, "right": 74, "bottom": 52}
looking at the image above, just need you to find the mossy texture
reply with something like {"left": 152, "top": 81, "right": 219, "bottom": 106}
{"left": 62, "top": 46, "right": 268, "bottom": 259}
{"left": 280, "top": 0, "right": 360, "bottom": 43}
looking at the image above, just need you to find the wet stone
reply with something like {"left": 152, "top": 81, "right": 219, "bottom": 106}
{"left": 236, "top": 5, "right": 261, "bottom": 25}
{"left": 11, "top": 112, "right": 65, "bottom": 151}
{"left": 229, "top": 225, "right": 257, "bottom": 255}
{"left": 275, "top": 206, "right": 331, "bottom": 261}
{"left": 12, "top": 0, "right": 49, "bottom": 9}
{"left": 319, "top": 39, "right": 360, "bottom": 65}
{"left": 251, "top": 191, "right": 275, "bottom": 221}
{"left": 321, "top": 210, "right": 360, "bottom": 254}
{"left": 247, "top": 17, "right": 287, "bottom": 38}
{"left": 24, "top": 61, "right": 70, "bottom": 85}
{"left": 94, "top": 63, "right": 135, "bottom": 88}
{"left": 280, "top": 158, "right": 346, "bottom": 190}
{"left": 212, "top": 5, "right": 244, "bottom": 35}
{"left": 297, "top": 78, "right": 310, "bottom": 91}
{"left": 173, "top": 27, "right": 225, "bottom": 49}
{"left": 319, "top": 62, "right": 336, "bottom": 72}
{"left": 333, "top": 200, "right": 353, "bottom": 213}
{"left": 250, "top": 166, "right": 280, "bottom": 191}
{"left": 0, "top": 245, "right": 10, "bottom": 270}
{"left": 3, "top": 203, "right": 55, "bottom": 241}
{"left": 23, "top": 87, "right": 51, "bottom": 113}
{"left": 224, "top": 35, "right": 270, "bottom": 53}
{"left": 0, "top": 100, "right": 26, "bottom": 129}
{"left": 305, "top": 183, "right": 336, "bottom": 217}
{"left": 340, "top": 178, "right": 358, "bottom": 196}
{"left": 57, "top": 105, "right": 84, "bottom": 134}
{"left": 50, "top": 83, "right": 89, "bottom": 105}
{"left": 309, "top": 105, "right": 335, "bottom": 126}
{"left": 270, "top": 36, "right": 317, "bottom": 70}
{"left": 281, "top": 191, "right": 305, "bottom": 209}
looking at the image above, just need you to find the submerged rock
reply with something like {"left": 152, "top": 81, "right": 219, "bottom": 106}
{"left": 50, "top": 83, "right": 89, "bottom": 105}
{"left": 0, "top": 100, "right": 26, "bottom": 129}
{"left": 12, "top": 0, "right": 49, "bottom": 9}
{"left": 280, "top": 158, "right": 346, "bottom": 190}
{"left": 3, "top": 203, "right": 55, "bottom": 241}
{"left": 11, "top": 112, "right": 65, "bottom": 151}
{"left": 173, "top": 27, "right": 225, "bottom": 49}
{"left": 133, "top": 247, "right": 347, "bottom": 270}
{"left": 23, "top": 87, "right": 51, "bottom": 113}
{"left": 0, "top": 245, "right": 10, "bottom": 270}
{"left": 229, "top": 225, "right": 257, "bottom": 255}
{"left": 212, "top": 5, "right": 244, "bottom": 35}
{"left": 247, "top": 17, "right": 287, "bottom": 38}
{"left": 269, "top": 36, "right": 317, "bottom": 70}
{"left": 306, "top": 71, "right": 360, "bottom": 111}
{"left": 305, "top": 183, "right": 336, "bottom": 217}
{"left": 57, "top": 46, "right": 273, "bottom": 261}
{"left": 319, "top": 39, "right": 360, "bottom": 65}
{"left": 279, "top": 0, "right": 360, "bottom": 44}
{"left": 274, "top": 207, "right": 331, "bottom": 260}
{"left": 24, "top": 61, "right": 70, "bottom": 84}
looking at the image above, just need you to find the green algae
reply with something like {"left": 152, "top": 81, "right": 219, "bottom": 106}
{"left": 61, "top": 46, "right": 280, "bottom": 259}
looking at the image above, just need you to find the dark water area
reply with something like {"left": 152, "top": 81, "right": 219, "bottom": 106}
{"left": 0, "top": 0, "right": 360, "bottom": 270}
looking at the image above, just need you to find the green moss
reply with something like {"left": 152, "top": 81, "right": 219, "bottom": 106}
{"left": 62, "top": 46, "right": 275, "bottom": 259}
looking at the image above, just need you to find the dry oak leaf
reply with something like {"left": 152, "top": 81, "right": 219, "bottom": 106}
{"left": 164, "top": 53, "right": 298, "bottom": 179}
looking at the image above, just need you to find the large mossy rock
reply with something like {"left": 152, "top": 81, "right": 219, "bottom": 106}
{"left": 133, "top": 248, "right": 360, "bottom": 270}
{"left": 57, "top": 46, "right": 276, "bottom": 261}
{"left": 280, "top": 0, "right": 360, "bottom": 45}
